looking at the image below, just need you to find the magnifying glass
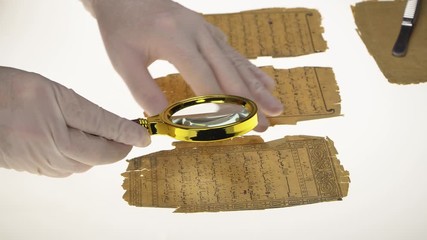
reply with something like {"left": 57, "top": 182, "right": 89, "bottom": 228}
{"left": 133, "top": 95, "right": 258, "bottom": 142}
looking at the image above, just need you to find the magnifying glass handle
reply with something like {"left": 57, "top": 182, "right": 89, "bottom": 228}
{"left": 132, "top": 117, "right": 164, "bottom": 135}
{"left": 132, "top": 118, "right": 149, "bottom": 128}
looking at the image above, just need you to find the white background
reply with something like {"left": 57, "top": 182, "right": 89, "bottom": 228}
{"left": 1, "top": 0, "right": 427, "bottom": 239}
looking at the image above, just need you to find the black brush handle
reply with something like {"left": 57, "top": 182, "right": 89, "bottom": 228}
{"left": 392, "top": 25, "right": 413, "bottom": 57}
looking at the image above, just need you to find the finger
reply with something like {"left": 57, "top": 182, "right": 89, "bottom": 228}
{"left": 195, "top": 31, "right": 272, "bottom": 129}
{"left": 196, "top": 28, "right": 252, "bottom": 97}
{"left": 254, "top": 113, "right": 270, "bottom": 132}
{"left": 212, "top": 35, "right": 283, "bottom": 116}
{"left": 122, "top": 66, "right": 167, "bottom": 116}
{"left": 165, "top": 39, "right": 223, "bottom": 96}
{"left": 249, "top": 64, "right": 277, "bottom": 92}
{"left": 36, "top": 168, "right": 74, "bottom": 178}
{"left": 12, "top": 153, "right": 77, "bottom": 178}
{"left": 43, "top": 154, "right": 92, "bottom": 174}
{"left": 194, "top": 27, "right": 280, "bottom": 129}
{"left": 51, "top": 82, "right": 151, "bottom": 148}
{"left": 112, "top": 49, "right": 169, "bottom": 116}
{"left": 207, "top": 24, "right": 277, "bottom": 91}
{"left": 56, "top": 127, "right": 133, "bottom": 166}
{"left": 28, "top": 149, "right": 92, "bottom": 178}
{"left": 199, "top": 26, "right": 283, "bottom": 117}
{"left": 243, "top": 73, "right": 283, "bottom": 116}
{"left": 37, "top": 161, "right": 91, "bottom": 178}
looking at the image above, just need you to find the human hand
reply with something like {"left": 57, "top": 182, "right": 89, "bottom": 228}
{"left": 82, "top": 0, "right": 283, "bottom": 131}
{"left": 0, "top": 67, "right": 150, "bottom": 177}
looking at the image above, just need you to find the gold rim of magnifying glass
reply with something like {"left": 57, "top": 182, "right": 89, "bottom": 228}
{"left": 146, "top": 95, "right": 258, "bottom": 142}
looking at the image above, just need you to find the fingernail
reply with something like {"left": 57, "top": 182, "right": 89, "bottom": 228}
{"left": 129, "top": 121, "right": 151, "bottom": 147}
{"left": 254, "top": 113, "right": 270, "bottom": 132}
{"left": 136, "top": 130, "right": 151, "bottom": 147}
{"left": 267, "top": 97, "right": 284, "bottom": 116}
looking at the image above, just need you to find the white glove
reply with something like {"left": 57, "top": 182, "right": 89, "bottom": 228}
{"left": 0, "top": 67, "right": 150, "bottom": 177}
{"left": 82, "top": 0, "right": 283, "bottom": 131}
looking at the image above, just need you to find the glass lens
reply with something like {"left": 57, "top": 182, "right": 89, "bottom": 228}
{"left": 170, "top": 102, "right": 250, "bottom": 128}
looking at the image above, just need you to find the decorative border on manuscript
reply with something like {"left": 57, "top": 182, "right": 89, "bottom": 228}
{"left": 122, "top": 136, "right": 350, "bottom": 213}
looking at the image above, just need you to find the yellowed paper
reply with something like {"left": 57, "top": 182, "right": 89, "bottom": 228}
{"left": 204, "top": 8, "right": 327, "bottom": 58}
{"left": 122, "top": 136, "right": 350, "bottom": 213}
{"left": 155, "top": 66, "right": 341, "bottom": 125}
{"left": 353, "top": 0, "right": 427, "bottom": 84}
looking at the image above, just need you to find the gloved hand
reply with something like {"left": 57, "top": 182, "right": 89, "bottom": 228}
{"left": 0, "top": 67, "right": 150, "bottom": 177}
{"left": 81, "top": 0, "right": 283, "bottom": 131}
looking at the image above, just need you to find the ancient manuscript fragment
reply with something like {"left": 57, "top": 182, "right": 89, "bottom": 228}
{"left": 353, "top": 0, "right": 427, "bottom": 84}
{"left": 204, "top": 8, "right": 327, "bottom": 58}
{"left": 155, "top": 66, "right": 341, "bottom": 125}
{"left": 122, "top": 136, "right": 350, "bottom": 213}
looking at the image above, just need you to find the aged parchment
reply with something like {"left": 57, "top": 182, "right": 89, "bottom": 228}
{"left": 155, "top": 66, "right": 341, "bottom": 125}
{"left": 204, "top": 8, "right": 327, "bottom": 58}
{"left": 122, "top": 136, "right": 349, "bottom": 213}
{"left": 353, "top": 0, "right": 427, "bottom": 84}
